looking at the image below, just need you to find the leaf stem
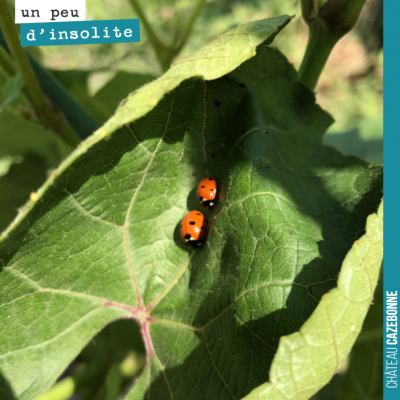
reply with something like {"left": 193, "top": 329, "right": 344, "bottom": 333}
{"left": 298, "top": 19, "right": 338, "bottom": 91}
{"left": 176, "top": 0, "right": 207, "bottom": 53}
{"left": 128, "top": 0, "right": 173, "bottom": 71}
{"left": 0, "top": 40, "right": 15, "bottom": 76}
{"left": 128, "top": 0, "right": 206, "bottom": 71}
{"left": 299, "top": 0, "right": 367, "bottom": 91}
{"left": 0, "top": 39, "right": 42, "bottom": 112}
{"left": 0, "top": 0, "right": 80, "bottom": 147}
{"left": 0, "top": 28, "right": 100, "bottom": 139}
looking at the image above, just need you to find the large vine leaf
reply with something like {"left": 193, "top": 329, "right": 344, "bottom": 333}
{"left": 334, "top": 271, "right": 383, "bottom": 399}
{"left": 310, "top": 271, "right": 383, "bottom": 400}
{"left": 0, "top": 16, "right": 382, "bottom": 400}
{"left": 246, "top": 202, "right": 383, "bottom": 400}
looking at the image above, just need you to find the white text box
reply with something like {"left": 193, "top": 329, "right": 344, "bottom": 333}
{"left": 15, "top": 0, "right": 86, "bottom": 23}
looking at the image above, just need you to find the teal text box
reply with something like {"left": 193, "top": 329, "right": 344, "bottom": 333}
{"left": 20, "top": 19, "right": 140, "bottom": 47}
{"left": 384, "top": 0, "right": 399, "bottom": 398}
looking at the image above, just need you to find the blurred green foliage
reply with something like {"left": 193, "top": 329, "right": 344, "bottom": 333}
{"left": 0, "top": 1, "right": 383, "bottom": 399}
{"left": 37, "top": 0, "right": 383, "bottom": 163}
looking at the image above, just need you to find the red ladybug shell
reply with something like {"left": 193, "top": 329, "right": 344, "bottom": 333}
{"left": 180, "top": 211, "right": 207, "bottom": 248}
{"left": 197, "top": 177, "right": 217, "bottom": 209}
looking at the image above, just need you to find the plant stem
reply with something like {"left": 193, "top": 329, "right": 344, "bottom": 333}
{"left": 0, "top": 28, "right": 100, "bottom": 139}
{"left": 0, "top": 40, "right": 42, "bottom": 111}
{"left": 36, "top": 352, "right": 144, "bottom": 400}
{"left": 36, "top": 363, "right": 105, "bottom": 400}
{"left": 128, "top": 0, "right": 173, "bottom": 71}
{"left": 298, "top": 19, "right": 338, "bottom": 91}
{"left": 176, "top": 0, "right": 207, "bottom": 53}
{"left": 0, "top": 0, "right": 80, "bottom": 147}
{"left": 105, "top": 365, "right": 124, "bottom": 400}
{"left": 299, "top": 0, "right": 367, "bottom": 91}
{"left": 128, "top": 0, "right": 206, "bottom": 71}
{"left": 128, "top": 0, "right": 163, "bottom": 51}
{"left": 0, "top": 41, "right": 15, "bottom": 76}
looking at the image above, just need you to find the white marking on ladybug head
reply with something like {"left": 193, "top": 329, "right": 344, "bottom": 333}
{"left": 210, "top": 202, "right": 214, "bottom": 207}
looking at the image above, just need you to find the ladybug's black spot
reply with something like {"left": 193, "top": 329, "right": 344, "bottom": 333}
{"left": 201, "top": 226, "right": 205, "bottom": 230}
{"left": 197, "top": 213, "right": 201, "bottom": 215}
{"left": 214, "top": 100, "right": 222, "bottom": 107}
{"left": 189, "top": 221, "right": 195, "bottom": 225}
{"left": 201, "top": 185, "right": 205, "bottom": 188}
{"left": 185, "top": 234, "right": 191, "bottom": 239}
{"left": 210, "top": 189, "right": 214, "bottom": 191}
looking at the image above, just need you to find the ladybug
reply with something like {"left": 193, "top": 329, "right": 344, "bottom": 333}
{"left": 197, "top": 177, "right": 217, "bottom": 209}
{"left": 180, "top": 211, "right": 207, "bottom": 249}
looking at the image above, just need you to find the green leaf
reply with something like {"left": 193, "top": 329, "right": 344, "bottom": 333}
{"left": 49, "top": 69, "right": 107, "bottom": 123}
{"left": 0, "top": 110, "right": 71, "bottom": 232}
{"left": 324, "top": 122, "right": 383, "bottom": 165}
{"left": 0, "top": 26, "right": 99, "bottom": 140}
{"left": 0, "top": 15, "right": 382, "bottom": 400}
{"left": 51, "top": 70, "right": 156, "bottom": 124}
{"left": 309, "top": 374, "right": 342, "bottom": 400}
{"left": 324, "top": 129, "right": 383, "bottom": 165}
{"left": 0, "top": 111, "right": 70, "bottom": 167}
{"left": 93, "top": 71, "right": 155, "bottom": 118}
{"left": 333, "top": 272, "right": 383, "bottom": 400}
{"left": 0, "top": 74, "right": 24, "bottom": 112}
{"left": 246, "top": 202, "right": 383, "bottom": 399}
{"left": 0, "top": 154, "right": 47, "bottom": 233}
